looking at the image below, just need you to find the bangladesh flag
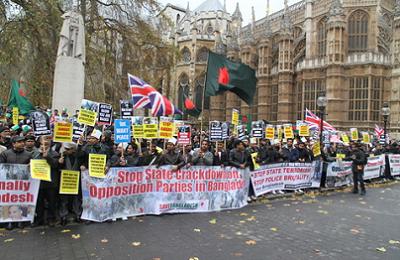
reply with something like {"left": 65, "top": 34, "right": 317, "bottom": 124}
{"left": 205, "top": 51, "right": 257, "bottom": 105}
{"left": 7, "top": 79, "right": 35, "bottom": 115}
{"left": 183, "top": 94, "right": 202, "bottom": 117}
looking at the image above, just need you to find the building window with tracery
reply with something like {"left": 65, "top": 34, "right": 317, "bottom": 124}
{"left": 370, "top": 77, "right": 383, "bottom": 122}
{"left": 348, "top": 10, "right": 369, "bottom": 52}
{"left": 196, "top": 47, "right": 208, "bottom": 63}
{"left": 181, "top": 47, "right": 191, "bottom": 63}
{"left": 348, "top": 77, "right": 369, "bottom": 121}
{"left": 269, "top": 85, "right": 278, "bottom": 122}
{"left": 301, "top": 80, "right": 326, "bottom": 114}
{"left": 317, "top": 18, "right": 327, "bottom": 58}
{"left": 258, "top": 45, "right": 269, "bottom": 76}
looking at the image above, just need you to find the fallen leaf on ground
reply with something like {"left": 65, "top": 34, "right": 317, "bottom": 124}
{"left": 296, "top": 220, "right": 305, "bottom": 224}
{"left": 376, "top": 247, "right": 386, "bottom": 252}
{"left": 152, "top": 258, "right": 161, "bottom": 260}
{"left": 360, "top": 201, "right": 366, "bottom": 205}
{"left": 317, "top": 210, "right": 328, "bottom": 215}
{"left": 355, "top": 215, "right": 362, "bottom": 218}
{"left": 246, "top": 216, "right": 256, "bottom": 221}
{"left": 40, "top": 231, "right": 45, "bottom": 235}
{"left": 252, "top": 210, "right": 257, "bottom": 213}
{"left": 389, "top": 240, "right": 400, "bottom": 245}
{"left": 235, "top": 231, "right": 242, "bottom": 236}
{"left": 132, "top": 241, "right": 141, "bottom": 247}
{"left": 350, "top": 229, "right": 360, "bottom": 234}
{"left": 313, "top": 249, "right": 321, "bottom": 253}
{"left": 209, "top": 218, "right": 217, "bottom": 224}
{"left": 188, "top": 257, "right": 199, "bottom": 260}
{"left": 138, "top": 219, "right": 144, "bottom": 223}
{"left": 71, "top": 234, "right": 80, "bottom": 239}
{"left": 270, "top": 227, "right": 278, "bottom": 232}
{"left": 4, "top": 238, "right": 14, "bottom": 243}
{"left": 239, "top": 220, "right": 246, "bottom": 224}
{"left": 232, "top": 252, "right": 243, "bottom": 257}
{"left": 61, "top": 229, "right": 71, "bottom": 233}
{"left": 193, "top": 228, "right": 201, "bottom": 233}
{"left": 101, "top": 239, "right": 108, "bottom": 243}
{"left": 245, "top": 240, "right": 257, "bottom": 245}
{"left": 283, "top": 203, "right": 291, "bottom": 207}
{"left": 239, "top": 213, "right": 248, "bottom": 216}
{"left": 19, "top": 230, "right": 28, "bottom": 234}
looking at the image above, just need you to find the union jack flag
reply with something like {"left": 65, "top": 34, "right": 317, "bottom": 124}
{"left": 374, "top": 124, "right": 384, "bottom": 138}
{"left": 305, "top": 108, "right": 336, "bottom": 132}
{"left": 129, "top": 74, "right": 182, "bottom": 117}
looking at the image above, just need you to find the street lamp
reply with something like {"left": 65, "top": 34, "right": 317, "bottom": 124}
{"left": 317, "top": 96, "right": 328, "bottom": 145}
{"left": 381, "top": 102, "right": 391, "bottom": 144}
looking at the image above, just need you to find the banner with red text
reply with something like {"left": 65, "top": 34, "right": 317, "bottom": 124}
{"left": 81, "top": 166, "right": 250, "bottom": 222}
{"left": 326, "top": 155, "right": 385, "bottom": 188}
{"left": 388, "top": 154, "right": 400, "bottom": 177}
{"left": 250, "top": 162, "right": 322, "bottom": 197}
{"left": 0, "top": 164, "right": 40, "bottom": 223}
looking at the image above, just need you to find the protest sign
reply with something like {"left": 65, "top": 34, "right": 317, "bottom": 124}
{"left": 283, "top": 124, "right": 294, "bottom": 139}
{"left": 177, "top": 125, "right": 191, "bottom": 145}
{"left": 31, "top": 111, "right": 51, "bottom": 136}
{"left": 0, "top": 164, "right": 40, "bottom": 223}
{"left": 250, "top": 162, "right": 321, "bottom": 196}
{"left": 299, "top": 124, "right": 310, "bottom": 137}
{"left": 388, "top": 154, "right": 400, "bottom": 177}
{"left": 77, "top": 109, "right": 97, "bottom": 126}
{"left": 72, "top": 123, "right": 85, "bottom": 141}
{"left": 97, "top": 103, "right": 113, "bottom": 125}
{"left": 277, "top": 125, "right": 283, "bottom": 140}
{"left": 114, "top": 119, "right": 131, "bottom": 143}
{"left": 312, "top": 142, "right": 321, "bottom": 157}
{"left": 174, "top": 120, "right": 185, "bottom": 136}
{"left": 159, "top": 117, "right": 174, "bottom": 139}
{"left": 89, "top": 154, "right": 107, "bottom": 178}
{"left": 53, "top": 122, "right": 73, "bottom": 143}
{"left": 81, "top": 166, "right": 249, "bottom": 222}
{"left": 120, "top": 100, "right": 133, "bottom": 119}
{"left": 362, "top": 132, "right": 370, "bottom": 144}
{"left": 350, "top": 128, "right": 359, "bottom": 141}
{"left": 132, "top": 116, "right": 144, "bottom": 138}
{"left": 341, "top": 132, "right": 350, "bottom": 144}
{"left": 232, "top": 109, "right": 239, "bottom": 125}
{"left": 12, "top": 107, "right": 19, "bottom": 125}
{"left": 59, "top": 170, "right": 80, "bottom": 195}
{"left": 30, "top": 160, "right": 51, "bottom": 182}
{"left": 251, "top": 121, "right": 265, "bottom": 138}
{"left": 143, "top": 117, "right": 158, "bottom": 139}
{"left": 209, "top": 121, "right": 223, "bottom": 141}
{"left": 251, "top": 153, "right": 261, "bottom": 170}
{"left": 265, "top": 125, "right": 275, "bottom": 140}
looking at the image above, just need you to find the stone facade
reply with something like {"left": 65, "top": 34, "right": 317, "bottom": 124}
{"left": 164, "top": 0, "right": 400, "bottom": 136}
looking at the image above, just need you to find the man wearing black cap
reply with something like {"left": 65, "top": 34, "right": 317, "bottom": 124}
{"left": 0, "top": 126, "right": 12, "bottom": 149}
{"left": 25, "top": 135, "right": 38, "bottom": 155}
{"left": 0, "top": 136, "right": 32, "bottom": 230}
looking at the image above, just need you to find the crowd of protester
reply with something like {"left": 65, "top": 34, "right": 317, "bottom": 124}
{"left": 0, "top": 108, "right": 399, "bottom": 230}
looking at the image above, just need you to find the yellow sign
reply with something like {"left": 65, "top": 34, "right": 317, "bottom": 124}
{"left": 59, "top": 170, "right": 80, "bottom": 195}
{"left": 277, "top": 126, "right": 283, "bottom": 140}
{"left": 341, "top": 133, "right": 350, "bottom": 143}
{"left": 284, "top": 125, "right": 294, "bottom": 139}
{"left": 251, "top": 153, "right": 261, "bottom": 170}
{"left": 77, "top": 109, "right": 98, "bottom": 126}
{"left": 89, "top": 154, "right": 107, "bottom": 178}
{"left": 265, "top": 126, "right": 275, "bottom": 140}
{"left": 159, "top": 118, "right": 174, "bottom": 139}
{"left": 232, "top": 109, "right": 239, "bottom": 126}
{"left": 132, "top": 125, "right": 144, "bottom": 138}
{"left": 30, "top": 159, "right": 51, "bottom": 182}
{"left": 12, "top": 107, "right": 19, "bottom": 125}
{"left": 144, "top": 124, "right": 158, "bottom": 139}
{"left": 350, "top": 128, "right": 359, "bottom": 141}
{"left": 312, "top": 142, "right": 321, "bottom": 157}
{"left": 299, "top": 125, "right": 310, "bottom": 137}
{"left": 53, "top": 122, "right": 73, "bottom": 143}
{"left": 362, "top": 132, "right": 370, "bottom": 143}
{"left": 336, "top": 153, "right": 346, "bottom": 159}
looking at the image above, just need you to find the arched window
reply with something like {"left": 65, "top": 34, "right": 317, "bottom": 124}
{"left": 195, "top": 74, "right": 210, "bottom": 109}
{"left": 196, "top": 47, "right": 209, "bottom": 62}
{"left": 180, "top": 47, "right": 191, "bottom": 63}
{"left": 293, "top": 26, "right": 303, "bottom": 39}
{"left": 176, "top": 14, "right": 181, "bottom": 25}
{"left": 348, "top": 10, "right": 369, "bottom": 52}
{"left": 317, "top": 17, "right": 327, "bottom": 57}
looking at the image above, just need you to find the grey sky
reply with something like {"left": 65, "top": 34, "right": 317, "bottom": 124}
{"left": 158, "top": 0, "right": 299, "bottom": 25}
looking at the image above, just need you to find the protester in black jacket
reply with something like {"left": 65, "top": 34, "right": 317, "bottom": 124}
{"left": 229, "top": 140, "right": 249, "bottom": 169}
{"left": 213, "top": 141, "right": 229, "bottom": 167}
{"left": 351, "top": 143, "right": 368, "bottom": 195}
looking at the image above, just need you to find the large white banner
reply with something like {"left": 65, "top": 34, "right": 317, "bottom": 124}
{"left": 0, "top": 164, "right": 40, "bottom": 223}
{"left": 81, "top": 166, "right": 250, "bottom": 222}
{"left": 388, "top": 154, "right": 400, "bottom": 177}
{"left": 326, "top": 155, "right": 385, "bottom": 188}
{"left": 250, "top": 162, "right": 322, "bottom": 197}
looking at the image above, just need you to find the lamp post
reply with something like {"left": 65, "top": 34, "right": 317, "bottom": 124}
{"left": 381, "top": 102, "right": 390, "bottom": 144}
{"left": 317, "top": 96, "right": 328, "bottom": 146}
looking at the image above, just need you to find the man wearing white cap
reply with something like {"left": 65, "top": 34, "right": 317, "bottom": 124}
{"left": 157, "top": 138, "right": 186, "bottom": 171}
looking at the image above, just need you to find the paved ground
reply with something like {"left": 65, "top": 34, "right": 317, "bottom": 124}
{"left": 1, "top": 181, "right": 400, "bottom": 260}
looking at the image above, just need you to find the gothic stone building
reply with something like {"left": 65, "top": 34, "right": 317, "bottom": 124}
{"left": 165, "top": 0, "right": 400, "bottom": 136}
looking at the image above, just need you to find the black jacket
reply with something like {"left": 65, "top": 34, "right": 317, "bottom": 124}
{"left": 0, "top": 149, "right": 32, "bottom": 164}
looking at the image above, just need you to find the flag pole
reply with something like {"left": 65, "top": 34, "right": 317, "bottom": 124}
{"left": 200, "top": 51, "right": 211, "bottom": 137}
